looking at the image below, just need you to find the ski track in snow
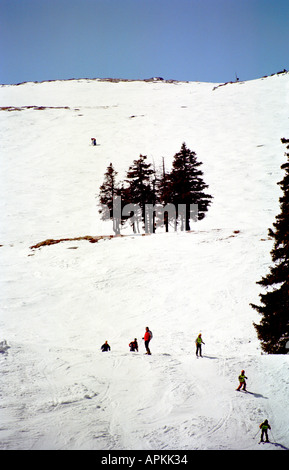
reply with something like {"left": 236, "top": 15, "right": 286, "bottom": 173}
{"left": 0, "top": 75, "right": 289, "bottom": 450}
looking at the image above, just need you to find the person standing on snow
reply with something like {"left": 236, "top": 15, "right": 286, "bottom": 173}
{"left": 195, "top": 333, "right": 205, "bottom": 357}
{"left": 259, "top": 419, "right": 271, "bottom": 443}
{"left": 101, "top": 341, "right": 111, "bottom": 352}
{"left": 236, "top": 370, "right": 247, "bottom": 391}
{"left": 143, "top": 327, "right": 152, "bottom": 355}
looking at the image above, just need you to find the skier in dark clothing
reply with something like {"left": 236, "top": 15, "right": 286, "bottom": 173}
{"left": 129, "top": 338, "right": 138, "bottom": 352}
{"left": 101, "top": 341, "right": 111, "bottom": 352}
{"left": 143, "top": 327, "right": 152, "bottom": 355}
{"left": 259, "top": 419, "right": 271, "bottom": 442}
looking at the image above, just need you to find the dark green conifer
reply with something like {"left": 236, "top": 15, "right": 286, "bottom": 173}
{"left": 169, "top": 143, "right": 213, "bottom": 230}
{"left": 251, "top": 138, "right": 289, "bottom": 353}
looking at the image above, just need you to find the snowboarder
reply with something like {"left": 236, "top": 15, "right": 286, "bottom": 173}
{"left": 129, "top": 338, "right": 138, "bottom": 352}
{"left": 236, "top": 370, "right": 247, "bottom": 391}
{"left": 101, "top": 341, "right": 111, "bottom": 352}
{"left": 259, "top": 419, "right": 271, "bottom": 443}
{"left": 143, "top": 327, "right": 152, "bottom": 355}
{"left": 195, "top": 333, "right": 205, "bottom": 357}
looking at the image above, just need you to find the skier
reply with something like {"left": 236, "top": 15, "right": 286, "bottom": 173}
{"left": 236, "top": 370, "right": 247, "bottom": 391}
{"left": 195, "top": 333, "right": 205, "bottom": 357}
{"left": 101, "top": 340, "right": 111, "bottom": 352}
{"left": 129, "top": 338, "right": 138, "bottom": 352}
{"left": 91, "top": 137, "right": 97, "bottom": 146}
{"left": 259, "top": 419, "right": 271, "bottom": 443}
{"left": 143, "top": 327, "right": 152, "bottom": 355}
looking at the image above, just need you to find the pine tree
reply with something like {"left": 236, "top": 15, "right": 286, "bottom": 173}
{"left": 251, "top": 138, "right": 289, "bottom": 354}
{"left": 169, "top": 143, "right": 213, "bottom": 230}
{"left": 155, "top": 157, "right": 172, "bottom": 232}
{"left": 98, "top": 163, "right": 121, "bottom": 234}
{"left": 125, "top": 154, "right": 156, "bottom": 232}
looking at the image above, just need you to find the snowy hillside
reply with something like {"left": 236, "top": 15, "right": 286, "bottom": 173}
{"left": 0, "top": 74, "right": 288, "bottom": 451}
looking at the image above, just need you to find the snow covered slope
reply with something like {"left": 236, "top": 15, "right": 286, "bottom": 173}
{"left": 0, "top": 75, "right": 288, "bottom": 450}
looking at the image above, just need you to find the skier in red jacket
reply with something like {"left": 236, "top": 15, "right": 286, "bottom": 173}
{"left": 143, "top": 327, "right": 152, "bottom": 355}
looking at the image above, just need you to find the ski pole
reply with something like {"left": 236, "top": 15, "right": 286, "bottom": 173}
{"left": 269, "top": 429, "right": 276, "bottom": 442}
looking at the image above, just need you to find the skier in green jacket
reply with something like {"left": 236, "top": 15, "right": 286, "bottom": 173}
{"left": 195, "top": 333, "right": 205, "bottom": 357}
{"left": 259, "top": 419, "right": 271, "bottom": 443}
{"left": 236, "top": 370, "right": 247, "bottom": 391}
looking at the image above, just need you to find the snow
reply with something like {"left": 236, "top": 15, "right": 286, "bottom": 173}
{"left": 0, "top": 74, "right": 289, "bottom": 450}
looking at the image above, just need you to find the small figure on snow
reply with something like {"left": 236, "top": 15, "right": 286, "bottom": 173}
{"left": 236, "top": 370, "right": 247, "bottom": 391}
{"left": 195, "top": 333, "right": 205, "bottom": 357}
{"left": 129, "top": 338, "right": 138, "bottom": 352}
{"left": 91, "top": 138, "right": 97, "bottom": 146}
{"left": 101, "top": 340, "right": 111, "bottom": 352}
{"left": 259, "top": 419, "right": 271, "bottom": 443}
{"left": 143, "top": 327, "right": 153, "bottom": 355}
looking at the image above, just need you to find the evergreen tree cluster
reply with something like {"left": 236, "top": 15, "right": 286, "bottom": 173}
{"left": 251, "top": 138, "right": 289, "bottom": 354}
{"left": 98, "top": 143, "right": 213, "bottom": 234}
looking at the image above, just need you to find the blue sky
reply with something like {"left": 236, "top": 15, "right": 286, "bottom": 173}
{"left": 0, "top": 0, "right": 288, "bottom": 84}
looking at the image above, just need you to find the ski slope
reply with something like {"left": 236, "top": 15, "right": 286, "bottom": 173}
{"left": 0, "top": 74, "right": 288, "bottom": 450}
